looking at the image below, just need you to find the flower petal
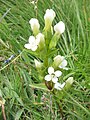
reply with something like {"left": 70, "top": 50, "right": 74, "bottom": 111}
{"left": 36, "top": 33, "right": 45, "bottom": 45}
{"left": 24, "top": 43, "right": 31, "bottom": 49}
{"left": 52, "top": 76, "right": 58, "bottom": 83}
{"left": 31, "top": 45, "right": 38, "bottom": 51}
{"left": 54, "top": 55, "right": 64, "bottom": 62}
{"left": 60, "top": 82, "right": 65, "bottom": 88}
{"left": 54, "top": 21, "right": 65, "bottom": 34}
{"left": 29, "top": 36, "right": 36, "bottom": 44}
{"left": 44, "top": 75, "right": 52, "bottom": 81}
{"left": 48, "top": 67, "right": 54, "bottom": 75}
{"left": 54, "top": 70, "right": 62, "bottom": 77}
{"left": 59, "top": 59, "right": 68, "bottom": 69}
{"left": 29, "top": 18, "right": 40, "bottom": 31}
{"left": 44, "top": 9, "right": 56, "bottom": 22}
{"left": 61, "top": 59, "right": 67, "bottom": 67}
{"left": 54, "top": 82, "right": 61, "bottom": 90}
{"left": 54, "top": 82, "right": 65, "bottom": 90}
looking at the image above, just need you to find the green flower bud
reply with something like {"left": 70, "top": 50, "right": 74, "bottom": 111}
{"left": 36, "top": 33, "right": 45, "bottom": 50}
{"left": 34, "top": 59, "right": 43, "bottom": 70}
{"left": 64, "top": 77, "right": 74, "bottom": 90}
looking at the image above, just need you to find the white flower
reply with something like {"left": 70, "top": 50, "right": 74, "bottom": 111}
{"left": 44, "top": 9, "right": 56, "bottom": 22}
{"left": 44, "top": 9, "right": 55, "bottom": 30}
{"left": 54, "top": 55, "right": 64, "bottom": 62}
{"left": 54, "top": 55, "right": 68, "bottom": 70}
{"left": 54, "top": 21, "right": 65, "bottom": 34}
{"left": 29, "top": 18, "right": 40, "bottom": 35}
{"left": 24, "top": 36, "right": 39, "bottom": 51}
{"left": 24, "top": 33, "right": 45, "bottom": 51}
{"left": 36, "top": 33, "right": 45, "bottom": 44}
{"left": 44, "top": 67, "right": 62, "bottom": 83}
{"left": 54, "top": 82, "right": 65, "bottom": 90}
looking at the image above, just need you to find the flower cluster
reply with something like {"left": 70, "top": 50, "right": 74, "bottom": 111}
{"left": 44, "top": 54, "right": 72, "bottom": 91}
{"left": 24, "top": 9, "right": 74, "bottom": 92}
{"left": 24, "top": 9, "right": 65, "bottom": 52}
{"left": 44, "top": 66, "right": 65, "bottom": 90}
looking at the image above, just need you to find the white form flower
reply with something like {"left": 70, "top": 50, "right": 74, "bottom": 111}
{"left": 36, "top": 33, "right": 45, "bottom": 44}
{"left": 54, "top": 55, "right": 68, "bottom": 70}
{"left": 54, "top": 21, "right": 65, "bottom": 34}
{"left": 44, "top": 9, "right": 55, "bottom": 30}
{"left": 44, "top": 9, "right": 55, "bottom": 22}
{"left": 44, "top": 67, "right": 62, "bottom": 83}
{"left": 24, "top": 36, "right": 39, "bottom": 51}
{"left": 29, "top": 18, "right": 40, "bottom": 35}
{"left": 54, "top": 82, "right": 65, "bottom": 90}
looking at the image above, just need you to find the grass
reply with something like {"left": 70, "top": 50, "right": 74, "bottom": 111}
{"left": 0, "top": 0, "right": 90, "bottom": 119}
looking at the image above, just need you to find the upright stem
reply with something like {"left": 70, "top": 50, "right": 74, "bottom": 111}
{"left": 1, "top": 104, "right": 6, "bottom": 120}
{"left": 57, "top": 101, "right": 64, "bottom": 119}
{"left": 49, "top": 93, "right": 54, "bottom": 120}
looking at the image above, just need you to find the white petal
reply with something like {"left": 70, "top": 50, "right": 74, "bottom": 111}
{"left": 36, "top": 38, "right": 40, "bottom": 45}
{"left": 44, "top": 75, "right": 52, "bottom": 81}
{"left": 59, "top": 59, "right": 67, "bottom": 69}
{"left": 52, "top": 76, "right": 58, "bottom": 83}
{"left": 48, "top": 67, "right": 54, "bottom": 75}
{"left": 36, "top": 33, "right": 44, "bottom": 40}
{"left": 31, "top": 45, "right": 38, "bottom": 51}
{"left": 24, "top": 43, "right": 31, "bottom": 49}
{"left": 36, "top": 33, "right": 45, "bottom": 44}
{"left": 60, "top": 82, "right": 65, "bottom": 88}
{"left": 44, "top": 9, "right": 56, "bottom": 22}
{"left": 29, "top": 18, "right": 40, "bottom": 30}
{"left": 62, "top": 59, "right": 67, "bottom": 67}
{"left": 54, "top": 55, "right": 64, "bottom": 62}
{"left": 29, "top": 36, "right": 36, "bottom": 44}
{"left": 54, "top": 21, "right": 65, "bottom": 34}
{"left": 54, "top": 70, "right": 62, "bottom": 77}
{"left": 54, "top": 82, "right": 65, "bottom": 90}
{"left": 54, "top": 82, "right": 62, "bottom": 90}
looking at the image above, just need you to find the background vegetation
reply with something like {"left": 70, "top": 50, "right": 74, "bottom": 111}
{"left": 0, "top": 0, "right": 90, "bottom": 119}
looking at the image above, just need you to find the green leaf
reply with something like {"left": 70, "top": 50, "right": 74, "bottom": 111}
{"left": 15, "top": 109, "right": 24, "bottom": 120}
{"left": 29, "top": 83, "right": 49, "bottom": 91}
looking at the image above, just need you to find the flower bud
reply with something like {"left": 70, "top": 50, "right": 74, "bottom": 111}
{"left": 53, "top": 55, "right": 64, "bottom": 68}
{"left": 36, "top": 33, "right": 45, "bottom": 50}
{"left": 36, "top": 33, "right": 45, "bottom": 44}
{"left": 44, "top": 9, "right": 55, "bottom": 30}
{"left": 64, "top": 77, "right": 74, "bottom": 90}
{"left": 29, "top": 18, "right": 40, "bottom": 36}
{"left": 34, "top": 59, "right": 42, "bottom": 70}
{"left": 66, "top": 77, "right": 74, "bottom": 84}
{"left": 49, "top": 33, "right": 60, "bottom": 49}
{"left": 54, "top": 21, "right": 65, "bottom": 35}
